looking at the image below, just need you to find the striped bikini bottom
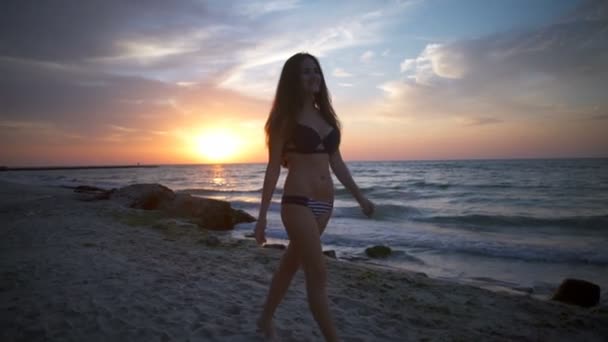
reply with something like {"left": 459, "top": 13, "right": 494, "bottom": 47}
{"left": 281, "top": 195, "right": 333, "bottom": 218}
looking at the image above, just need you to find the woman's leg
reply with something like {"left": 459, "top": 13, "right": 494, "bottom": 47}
{"left": 257, "top": 206, "right": 333, "bottom": 339}
{"left": 281, "top": 205, "right": 338, "bottom": 342}
{"left": 257, "top": 241, "right": 301, "bottom": 337}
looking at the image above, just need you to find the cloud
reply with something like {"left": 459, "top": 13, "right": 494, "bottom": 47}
{"left": 0, "top": 0, "right": 210, "bottom": 63}
{"left": 381, "top": 0, "right": 608, "bottom": 124}
{"left": 589, "top": 114, "right": 608, "bottom": 121}
{"left": 462, "top": 117, "right": 504, "bottom": 126}
{"left": 360, "top": 50, "right": 375, "bottom": 62}
{"left": 0, "top": 56, "right": 267, "bottom": 142}
{"left": 107, "top": 124, "right": 139, "bottom": 133}
{"left": 236, "top": 0, "right": 300, "bottom": 18}
{"left": 333, "top": 68, "right": 353, "bottom": 77}
{"left": 0, "top": 1, "right": 411, "bottom": 100}
{"left": 579, "top": 105, "right": 608, "bottom": 121}
{"left": 399, "top": 43, "right": 467, "bottom": 83}
{"left": 0, "top": 1, "right": 265, "bottom": 86}
{"left": 216, "top": 1, "right": 408, "bottom": 98}
{"left": 0, "top": 0, "right": 277, "bottom": 133}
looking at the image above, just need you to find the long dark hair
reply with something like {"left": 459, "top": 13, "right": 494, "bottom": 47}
{"left": 264, "top": 53, "right": 340, "bottom": 149}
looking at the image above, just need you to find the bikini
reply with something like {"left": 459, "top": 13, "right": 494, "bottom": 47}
{"left": 284, "top": 123, "right": 340, "bottom": 155}
{"left": 281, "top": 123, "right": 340, "bottom": 218}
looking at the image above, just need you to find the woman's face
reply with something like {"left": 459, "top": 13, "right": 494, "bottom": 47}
{"left": 299, "top": 57, "right": 321, "bottom": 95}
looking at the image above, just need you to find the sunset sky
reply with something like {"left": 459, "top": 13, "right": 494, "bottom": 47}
{"left": 1, "top": 0, "right": 607, "bottom": 166}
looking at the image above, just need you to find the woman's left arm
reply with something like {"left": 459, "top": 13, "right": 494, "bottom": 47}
{"left": 329, "top": 150, "right": 375, "bottom": 217}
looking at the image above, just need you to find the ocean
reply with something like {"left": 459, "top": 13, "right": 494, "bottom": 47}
{"left": 2, "top": 159, "right": 607, "bottom": 296}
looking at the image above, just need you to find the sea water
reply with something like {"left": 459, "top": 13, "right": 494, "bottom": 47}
{"left": 3, "top": 159, "right": 607, "bottom": 296}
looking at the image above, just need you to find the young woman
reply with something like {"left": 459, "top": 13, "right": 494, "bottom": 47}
{"left": 255, "top": 52, "right": 375, "bottom": 341}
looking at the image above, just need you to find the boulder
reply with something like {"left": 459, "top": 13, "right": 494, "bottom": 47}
{"left": 263, "top": 244, "right": 286, "bottom": 250}
{"left": 165, "top": 193, "right": 253, "bottom": 230}
{"left": 365, "top": 245, "right": 392, "bottom": 258}
{"left": 74, "top": 185, "right": 108, "bottom": 193}
{"left": 233, "top": 209, "right": 256, "bottom": 224}
{"left": 73, "top": 185, "right": 113, "bottom": 201}
{"left": 551, "top": 278, "right": 600, "bottom": 307}
{"left": 112, "top": 184, "right": 175, "bottom": 209}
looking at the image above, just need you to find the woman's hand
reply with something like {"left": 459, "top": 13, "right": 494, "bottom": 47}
{"left": 254, "top": 218, "right": 267, "bottom": 246}
{"left": 358, "top": 197, "right": 375, "bottom": 218}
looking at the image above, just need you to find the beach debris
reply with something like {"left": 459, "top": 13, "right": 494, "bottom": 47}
{"left": 551, "top": 278, "right": 600, "bottom": 307}
{"left": 73, "top": 185, "right": 114, "bottom": 201}
{"left": 204, "top": 235, "right": 221, "bottom": 247}
{"left": 263, "top": 244, "right": 286, "bottom": 250}
{"left": 365, "top": 245, "right": 392, "bottom": 258}
{"left": 323, "top": 250, "right": 337, "bottom": 259}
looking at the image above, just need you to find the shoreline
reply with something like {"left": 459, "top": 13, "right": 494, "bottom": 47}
{"left": 1, "top": 180, "right": 607, "bottom": 341}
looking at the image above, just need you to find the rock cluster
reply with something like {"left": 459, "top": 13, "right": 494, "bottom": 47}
{"left": 74, "top": 183, "right": 255, "bottom": 230}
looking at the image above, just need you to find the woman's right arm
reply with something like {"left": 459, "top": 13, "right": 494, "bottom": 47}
{"left": 255, "top": 135, "right": 284, "bottom": 245}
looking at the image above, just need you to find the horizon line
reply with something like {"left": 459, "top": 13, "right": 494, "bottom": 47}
{"left": 2, "top": 156, "right": 607, "bottom": 170}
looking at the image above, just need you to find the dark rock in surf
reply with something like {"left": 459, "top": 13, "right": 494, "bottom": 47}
{"left": 551, "top": 278, "right": 600, "bottom": 307}
{"left": 73, "top": 185, "right": 114, "bottom": 201}
{"left": 365, "top": 245, "right": 392, "bottom": 258}
{"left": 323, "top": 250, "right": 337, "bottom": 259}
{"left": 74, "top": 185, "right": 108, "bottom": 193}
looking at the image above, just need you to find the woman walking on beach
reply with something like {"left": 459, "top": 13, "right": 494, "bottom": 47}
{"left": 255, "top": 52, "right": 375, "bottom": 341}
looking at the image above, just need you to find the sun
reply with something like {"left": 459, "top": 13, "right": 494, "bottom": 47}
{"left": 195, "top": 129, "right": 241, "bottom": 163}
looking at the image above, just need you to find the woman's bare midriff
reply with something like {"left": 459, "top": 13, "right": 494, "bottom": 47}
{"left": 283, "top": 153, "right": 334, "bottom": 202}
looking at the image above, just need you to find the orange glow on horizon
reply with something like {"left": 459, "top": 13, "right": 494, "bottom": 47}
{"left": 2, "top": 98, "right": 607, "bottom": 167}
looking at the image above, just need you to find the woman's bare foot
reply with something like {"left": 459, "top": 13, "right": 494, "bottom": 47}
{"left": 256, "top": 317, "right": 277, "bottom": 341}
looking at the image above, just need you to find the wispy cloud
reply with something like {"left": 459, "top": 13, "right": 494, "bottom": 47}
{"left": 589, "top": 114, "right": 608, "bottom": 121}
{"left": 236, "top": 0, "right": 300, "bottom": 18}
{"left": 217, "top": 2, "right": 410, "bottom": 98}
{"left": 360, "top": 50, "right": 375, "bottom": 63}
{"left": 462, "top": 117, "right": 504, "bottom": 126}
{"left": 107, "top": 124, "right": 139, "bottom": 133}
{"left": 333, "top": 68, "right": 353, "bottom": 77}
{"left": 0, "top": 120, "right": 54, "bottom": 130}
{"left": 0, "top": 1, "right": 210, "bottom": 63}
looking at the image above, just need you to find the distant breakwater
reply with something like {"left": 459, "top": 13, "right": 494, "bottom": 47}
{"left": 0, "top": 165, "right": 159, "bottom": 172}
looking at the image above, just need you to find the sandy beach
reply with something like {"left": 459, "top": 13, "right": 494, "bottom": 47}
{"left": 1, "top": 180, "right": 607, "bottom": 341}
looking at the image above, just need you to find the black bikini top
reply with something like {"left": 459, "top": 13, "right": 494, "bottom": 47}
{"left": 284, "top": 123, "right": 340, "bottom": 154}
